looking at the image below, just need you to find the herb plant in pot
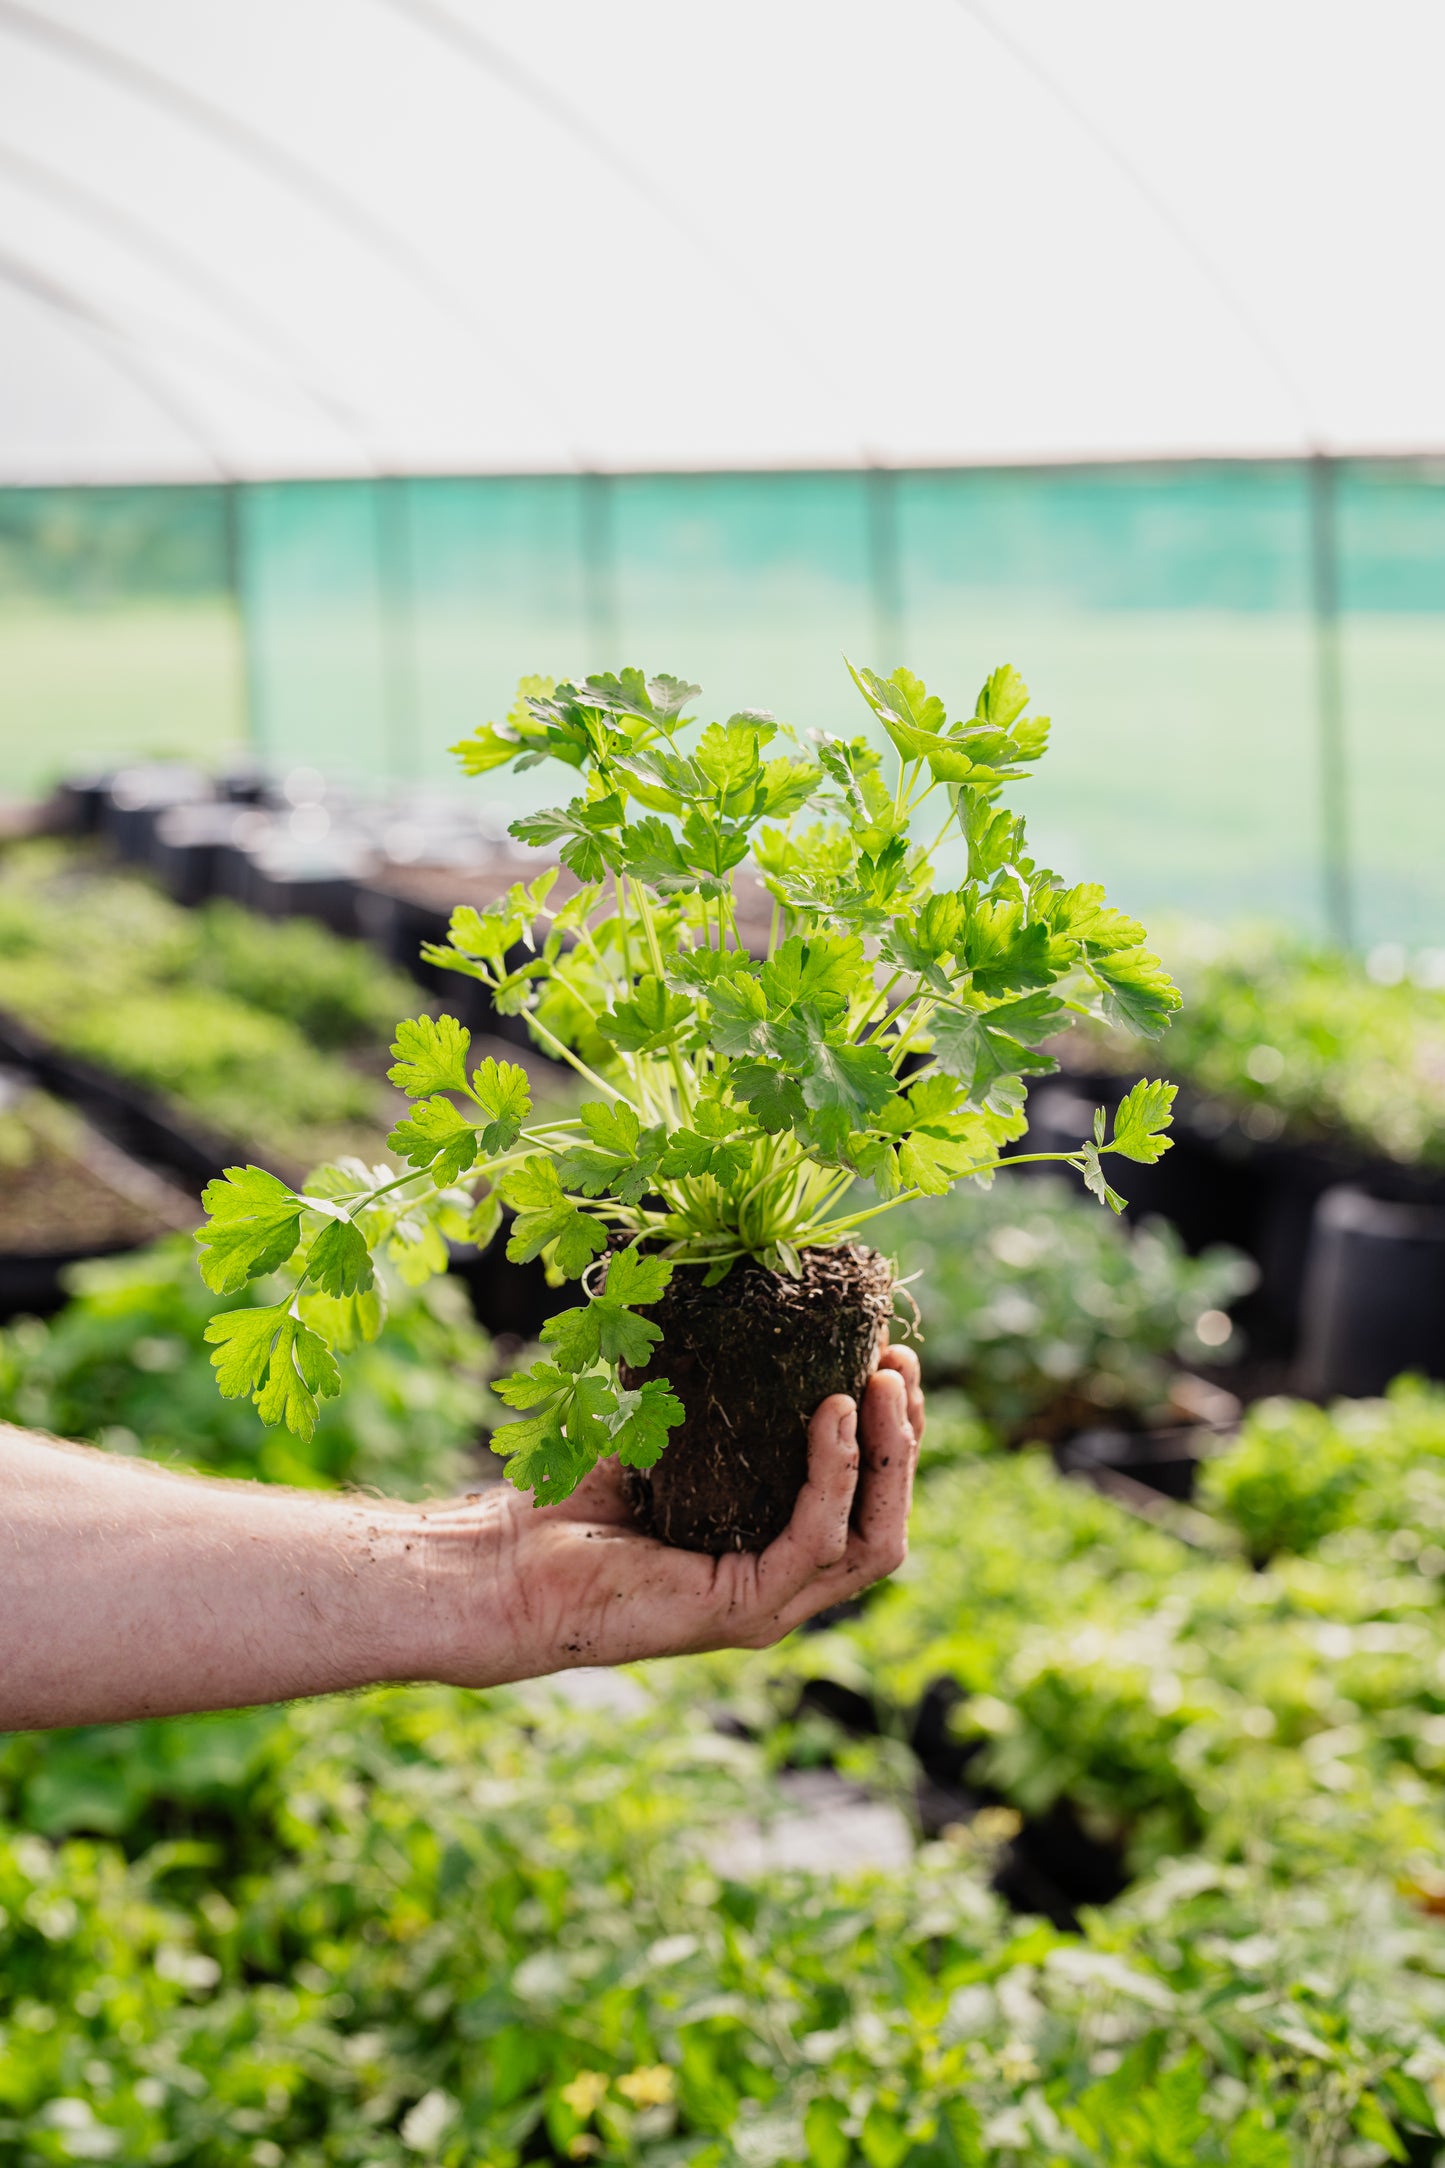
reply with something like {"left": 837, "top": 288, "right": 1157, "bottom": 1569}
{"left": 195, "top": 664, "right": 1180, "bottom": 1552}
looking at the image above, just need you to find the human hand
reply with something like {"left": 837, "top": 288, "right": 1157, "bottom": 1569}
{"left": 424, "top": 1342, "right": 924, "bottom": 1687}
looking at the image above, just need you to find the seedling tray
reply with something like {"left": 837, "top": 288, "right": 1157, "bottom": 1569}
{"left": 0, "top": 1007, "right": 289, "bottom": 1191}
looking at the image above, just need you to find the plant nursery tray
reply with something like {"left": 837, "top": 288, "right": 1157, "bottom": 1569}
{"left": 1034, "top": 1064, "right": 1445, "bottom": 1358}
{"left": 1052, "top": 1418, "right": 1233, "bottom": 1503}
{"left": 0, "top": 1007, "right": 290, "bottom": 1192}
{"left": 0, "top": 1078, "right": 200, "bottom": 1322}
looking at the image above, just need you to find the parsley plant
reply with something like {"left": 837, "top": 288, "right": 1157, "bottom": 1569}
{"left": 197, "top": 663, "right": 1180, "bottom": 1504}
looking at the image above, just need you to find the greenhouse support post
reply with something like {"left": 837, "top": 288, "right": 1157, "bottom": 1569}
{"left": 866, "top": 465, "right": 905, "bottom": 673}
{"left": 224, "top": 482, "right": 264, "bottom": 761}
{"left": 376, "top": 477, "right": 419, "bottom": 784}
{"left": 581, "top": 471, "right": 620, "bottom": 661}
{"left": 1309, "top": 452, "right": 1353, "bottom": 950}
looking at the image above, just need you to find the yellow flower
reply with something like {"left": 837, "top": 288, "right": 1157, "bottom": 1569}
{"left": 566, "top": 2138, "right": 601, "bottom": 2161}
{"left": 559, "top": 2070, "right": 609, "bottom": 2117}
{"left": 617, "top": 2064, "right": 675, "bottom": 2107}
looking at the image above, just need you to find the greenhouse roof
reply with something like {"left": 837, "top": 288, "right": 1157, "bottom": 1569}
{"left": 2, "top": 0, "right": 1443, "bottom": 484}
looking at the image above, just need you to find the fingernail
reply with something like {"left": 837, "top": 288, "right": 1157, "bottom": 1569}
{"left": 839, "top": 1401, "right": 857, "bottom": 1438}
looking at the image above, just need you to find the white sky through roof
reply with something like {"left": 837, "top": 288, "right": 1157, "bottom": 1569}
{"left": 0, "top": 0, "right": 1441, "bottom": 482}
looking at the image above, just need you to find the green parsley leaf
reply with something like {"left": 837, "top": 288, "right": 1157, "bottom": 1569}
{"left": 777, "top": 1014, "right": 895, "bottom": 1121}
{"left": 1078, "top": 1141, "right": 1128, "bottom": 1214}
{"left": 730, "top": 1062, "right": 806, "bottom": 1133}
{"left": 203, "top": 1303, "right": 287, "bottom": 1398}
{"left": 597, "top": 975, "right": 694, "bottom": 1053}
{"left": 974, "top": 663, "right": 1031, "bottom": 728}
{"left": 929, "top": 1007, "right": 1055, "bottom": 1111}
{"left": 466, "top": 1188, "right": 503, "bottom": 1250}
{"left": 471, "top": 1056, "right": 532, "bottom": 1154}
{"left": 537, "top": 1304, "right": 603, "bottom": 1373}
{"left": 500, "top": 1156, "right": 607, "bottom": 1278}
{"left": 610, "top": 1379, "right": 684, "bottom": 1468}
{"left": 898, "top": 1129, "right": 987, "bottom": 1196}
{"left": 492, "top": 1367, "right": 618, "bottom": 1503}
{"left": 205, "top": 1308, "right": 340, "bottom": 1442}
{"left": 658, "top": 1127, "right": 752, "bottom": 1182}
{"left": 538, "top": 1243, "right": 673, "bottom": 1374}
{"left": 707, "top": 972, "right": 772, "bottom": 1056}
{"left": 1089, "top": 947, "right": 1183, "bottom": 1036}
{"left": 511, "top": 797, "right": 624, "bottom": 884}
{"left": 303, "top": 1217, "right": 374, "bottom": 1298}
{"left": 554, "top": 1101, "right": 665, "bottom": 1204}
{"left": 618, "top": 815, "right": 699, "bottom": 892}
{"left": 387, "top": 1014, "right": 471, "bottom": 1098}
{"left": 490, "top": 1406, "right": 591, "bottom": 1505}
{"left": 1109, "top": 1077, "right": 1177, "bottom": 1163}
{"left": 196, "top": 1166, "right": 302, "bottom": 1295}
{"left": 760, "top": 932, "right": 863, "bottom": 1019}
{"left": 254, "top": 1316, "right": 341, "bottom": 1438}
{"left": 604, "top": 1243, "right": 674, "bottom": 1308}
{"left": 450, "top": 721, "right": 525, "bottom": 775}
{"left": 387, "top": 1095, "right": 479, "bottom": 1184}
{"left": 541, "top": 1298, "right": 661, "bottom": 1374}
{"left": 964, "top": 903, "right": 1066, "bottom": 996}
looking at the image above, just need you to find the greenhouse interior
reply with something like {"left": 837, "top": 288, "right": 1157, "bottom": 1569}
{"left": 5, "top": 5, "right": 1445, "bottom": 2163}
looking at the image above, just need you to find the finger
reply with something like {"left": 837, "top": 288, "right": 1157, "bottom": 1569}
{"left": 753, "top": 1395, "right": 859, "bottom": 1602}
{"left": 877, "top": 1342, "right": 924, "bottom": 1446}
{"left": 764, "top": 1382, "right": 917, "bottom": 1638}
{"left": 853, "top": 1367, "right": 917, "bottom": 1570}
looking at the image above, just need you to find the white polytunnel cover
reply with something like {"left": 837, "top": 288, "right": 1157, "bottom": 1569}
{"left": 2, "top": 0, "right": 1444, "bottom": 484}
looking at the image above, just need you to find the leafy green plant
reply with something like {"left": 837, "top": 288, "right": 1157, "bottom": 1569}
{"left": 1077, "top": 921, "right": 1445, "bottom": 1165}
{"left": 888, "top": 1176, "right": 1252, "bottom": 1439}
{"left": 0, "top": 842, "right": 418, "bottom": 1160}
{"left": 196, "top": 664, "right": 1180, "bottom": 1501}
{"left": 2, "top": 1682, "right": 1441, "bottom": 2165}
{"left": 1201, "top": 1378, "right": 1445, "bottom": 1567}
{"left": 0, "top": 1235, "right": 494, "bottom": 1499}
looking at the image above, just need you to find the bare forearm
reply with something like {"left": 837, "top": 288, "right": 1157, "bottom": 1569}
{"left": 0, "top": 1427, "right": 479, "bottom": 1730}
{"left": 0, "top": 1352, "right": 923, "bottom": 1730}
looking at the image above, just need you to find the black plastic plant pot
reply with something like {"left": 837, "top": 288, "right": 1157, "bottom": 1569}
{"left": 1296, "top": 1184, "right": 1445, "bottom": 1399}
{"left": 54, "top": 772, "right": 114, "bottom": 836}
{"left": 149, "top": 803, "right": 264, "bottom": 908}
{"left": 100, "top": 764, "right": 212, "bottom": 863}
{"left": 1053, "top": 1422, "right": 1219, "bottom": 1503}
{"left": 253, "top": 865, "right": 364, "bottom": 937}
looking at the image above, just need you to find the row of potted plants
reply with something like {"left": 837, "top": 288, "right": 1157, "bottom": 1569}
{"left": 1082, "top": 923, "right": 1445, "bottom": 1171}
{"left": 6, "top": 1238, "right": 1445, "bottom": 2158}
{"left": 0, "top": 839, "right": 420, "bottom": 1179}
{"left": 891, "top": 1173, "right": 1251, "bottom": 1453}
{"left": 3, "top": 1668, "right": 1441, "bottom": 2163}
{"left": 730, "top": 1381, "right": 1445, "bottom": 1908}
{"left": 1051, "top": 924, "right": 1445, "bottom": 1385}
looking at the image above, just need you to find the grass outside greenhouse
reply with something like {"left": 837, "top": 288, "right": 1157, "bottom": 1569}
{"left": 3, "top": 689, "right": 1445, "bottom": 2163}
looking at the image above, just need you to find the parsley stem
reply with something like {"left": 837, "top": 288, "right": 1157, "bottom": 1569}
{"left": 851, "top": 967, "right": 904, "bottom": 1044}
{"left": 523, "top": 1012, "right": 640, "bottom": 1110}
{"left": 924, "top": 802, "right": 959, "bottom": 858}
